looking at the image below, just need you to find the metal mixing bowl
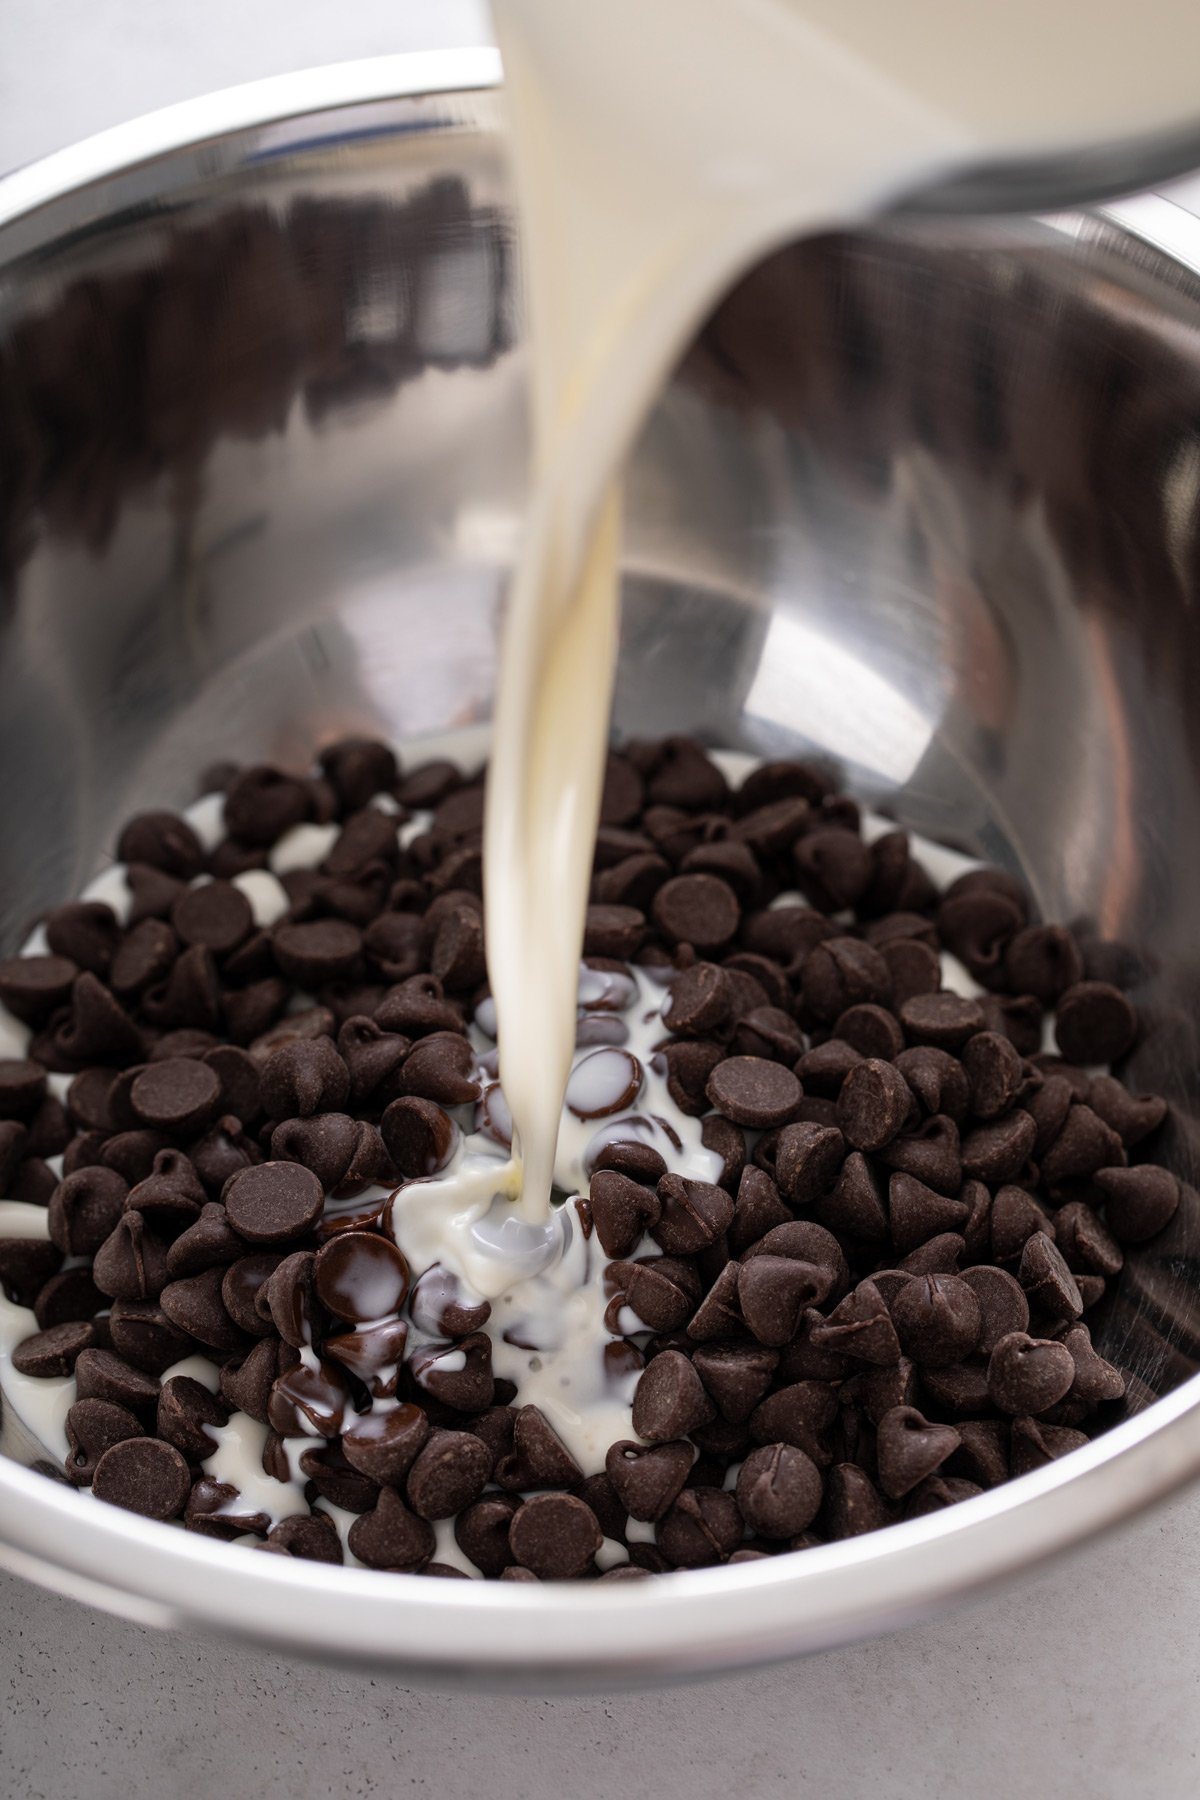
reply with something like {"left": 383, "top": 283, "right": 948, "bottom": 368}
{"left": 3, "top": 51, "right": 1200, "bottom": 1686}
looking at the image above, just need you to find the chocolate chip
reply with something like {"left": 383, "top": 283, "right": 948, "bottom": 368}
{"left": 565, "top": 1047, "right": 643, "bottom": 1119}
{"left": 748, "top": 1380, "right": 838, "bottom": 1463}
{"left": 217, "top": 1337, "right": 284, "bottom": 1423}
{"left": 657, "top": 1039, "right": 724, "bottom": 1115}
{"left": 126, "top": 1057, "right": 221, "bottom": 1136}
{"left": 810, "top": 1152, "right": 884, "bottom": 1244}
{"left": 223, "top": 1160, "right": 324, "bottom": 1243}
{"left": 453, "top": 1493, "right": 520, "bottom": 1577}
{"left": 409, "top": 1332, "right": 493, "bottom": 1412}
{"left": 651, "top": 1175, "right": 733, "bottom": 1255}
{"left": 876, "top": 1406, "right": 960, "bottom": 1498}
{"left": 886, "top": 1172, "right": 966, "bottom": 1257}
{"left": 722, "top": 1164, "right": 787, "bottom": 1258}
{"left": 347, "top": 1486, "right": 435, "bottom": 1571}
{"left": 0, "top": 1058, "right": 46, "bottom": 1122}
{"left": 258, "top": 1038, "right": 351, "bottom": 1122}
{"left": 949, "top": 1418, "right": 1011, "bottom": 1488}
{"left": 986, "top": 1332, "right": 1075, "bottom": 1413}
{"left": 1018, "top": 1232, "right": 1083, "bottom": 1321}
{"left": 268, "top": 1357, "right": 349, "bottom": 1437}
{"left": 892, "top": 1274, "right": 981, "bottom": 1366}
{"left": 64, "top": 1397, "right": 144, "bottom": 1486}
{"left": 772, "top": 1121, "right": 846, "bottom": 1208}
{"left": 406, "top": 1429, "right": 492, "bottom": 1519}
{"left": 1054, "top": 981, "right": 1137, "bottom": 1066}
{"left": 581, "top": 904, "right": 645, "bottom": 960}
{"left": 92, "top": 1212, "right": 170, "bottom": 1302}
{"left": 1053, "top": 1201, "right": 1124, "bottom": 1277}
{"left": 32, "top": 1266, "right": 100, "bottom": 1329}
{"left": 73, "top": 1347, "right": 160, "bottom": 1418}
{"left": 11, "top": 1319, "right": 94, "bottom": 1376}
{"left": 1093, "top": 1164, "right": 1181, "bottom": 1243}
{"left": 1060, "top": 1323, "right": 1125, "bottom": 1403}
{"left": 91, "top": 1435, "right": 191, "bottom": 1520}
{"left": 588, "top": 1169, "right": 660, "bottom": 1259}
{"left": 821, "top": 1462, "right": 893, "bottom": 1539}
{"left": 701, "top": 1055, "right": 799, "bottom": 1130}
{"left": 271, "top": 1113, "right": 378, "bottom": 1192}
{"left": 652, "top": 874, "right": 740, "bottom": 950}
{"left": 691, "top": 1341, "right": 778, "bottom": 1423}
{"left": 1002, "top": 926, "right": 1082, "bottom": 1005}
{"left": 508, "top": 1494, "right": 603, "bottom": 1580}
{"left": 736, "top": 1443, "right": 822, "bottom": 1537}
{"left": 271, "top": 919, "right": 362, "bottom": 988}
{"left": 804, "top": 1278, "right": 895, "bottom": 1368}
{"left": 893, "top": 1047, "right": 969, "bottom": 1124}
{"left": 44, "top": 905, "right": 121, "bottom": 980}
{"left": 615, "top": 1255, "right": 700, "bottom": 1332}
{"left": 793, "top": 828, "right": 871, "bottom": 912}
{"left": 160, "top": 1267, "right": 247, "bottom": 1353}
{"left": 408, "top": 1266, "right": 489, "bottom": 1340}
{"left": 1010, "top": 1416, "right": 1089, "bottom": 1477}
{"left": 604, "top": 1440, "right": 693, "bottom": 1521}
{"left": 118, "top": 812, "right": 204, "bottom": 878}
{"left": 313, "top": 1231, "right": 409, "bottom": 1322}
{"left": 335, "top": 1403, "right": 428, "bottom": 1487}
{"left": 831, "top": 1058, "right": 909, "bottom": 1153}
{"left": 801, "top": 938, "right": 891, "bottom": 1023}
{"left": 667, "top": 1256, "right": 735, "bottom": 1341}
{"left": 0, "top": 954, "right": 79, "bottom": 1024}
{"left": 219, "top": 1251, "right": 285, "bottom": 1335}
{"left": 315, "top": 737, "right": 397, "bottom": 810}
{"left": 662, "top": 962, "right": 733, "bottom": 1036}
{"left": 48, "top": 1165, "right": 129, "bottom": 1255}
{"left": 184, "top": 1476, "right": 270, "bottom": 1541}
{"left": 630, "top": 1349, "right": 714, "bottom": 1442}
{"left": 961, "top": 1110, "right": 1037, "bottom": 1184}
{"left": 937, "top": 890, "right": 1023, "bottom": 985}
{"left": 1087, "top": 1075, "right": 1167, "bottom": 1148}
{"left": 494, "top": 1404, "right": 583, "bottom": 1490}
{"left": 0, "top": 1237, "right": 60, "bottom": 1309}
{"left": 396, "top": 1031, "right": 479, "bottom": 1105}
{"left": 265, "top": 1513, "right": 344, "bottom": 1564}
{"left": 831, "top": 1003, "right": 903, "bottom": 1064}
{"left": 1040, "top": 1104, "right": 1124, "bottom": 1188}
{"left": 152, "top": 1374, "right": 228, "bottom": 1462}
{"left": 899, "top": 993, "right": 986, "bottom": 1051}
{"left": 108, "top": 1297, "right": 194, "bottom": 1374}
{"left": 959, "top": 1265, "right": 1030, "bottom": 1353}
{"left": 738, "top": 1257, "right": 829, "bottom": 1347}
{"left": 656, "top": 1487, "right": 742, "bottom": 1568}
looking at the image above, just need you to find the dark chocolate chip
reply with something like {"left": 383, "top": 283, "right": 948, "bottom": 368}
{"left": 736, "top": 1442, "right": 822, "bottom": 1537}
{"left": 656, "top": 1487, "right": 742, "bottom": 1568}
{"left": 1092, "top": 1164, "right": 1181, "bottom": 1244}
{"left": 509, "top": 1494, "right": 603, "bottom": 1580}
{"left": 892, "top": 1274, "right": 981, "bottom": 1366}
{"left": 48, "top": 1166, "right": 129, "bottom": 1256}
{"left": 652, "top": 874, "right": 741, "bottom": 950}
{"left": 347, "top": 1486, "right": 435, "bottom": 1571}
{"left": 986, "top": 1332, "right": 1075, "bottom": 1414}
{"left": 223, "top": 1160, "right": 325, "bottom": 1244}
{"left": 406, "top": 1429, "right": 492, "bottom": 1520}
{"left": 1054, "top": 981, "right": 1137, "bottom": 1066}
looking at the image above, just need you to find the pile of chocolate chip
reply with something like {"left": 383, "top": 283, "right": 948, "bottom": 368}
{"left": 0, "top": 734, "right": 1181, "bottom": 1581}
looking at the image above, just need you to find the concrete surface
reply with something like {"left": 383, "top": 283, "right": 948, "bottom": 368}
{"left": 3, "top": 1486, "right": 1200, "bottom": 1800}
{"left": 2, "top": 4, "right": 1200, "bottom": 1797}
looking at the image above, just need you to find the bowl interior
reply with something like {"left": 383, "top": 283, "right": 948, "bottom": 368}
{"left": 2, "top": 64, "right": 1200, "bottom": 1674}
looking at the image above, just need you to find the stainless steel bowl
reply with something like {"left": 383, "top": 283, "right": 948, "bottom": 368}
{"left": 3, "top": 51, "right": 1200, "bottom": 1686}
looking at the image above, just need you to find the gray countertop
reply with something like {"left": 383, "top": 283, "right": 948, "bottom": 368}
{"left": 2, "top": 5, "right": 1199, "bottom": 1796}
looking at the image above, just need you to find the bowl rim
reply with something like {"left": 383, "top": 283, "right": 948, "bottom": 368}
{"left": 2, "top": 47, "right": 1200, "bottom": 1684}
